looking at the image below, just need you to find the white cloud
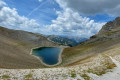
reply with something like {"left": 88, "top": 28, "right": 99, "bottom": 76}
{"left": 45, "top": 0, "right": 105, "bottom": 38}
{"left": 0, "top": 1, "right": 40, "bottom": 31}
{"left": 56, "top": 0, "right": 120, "bottom": 16}
{"left": 0, "top": 0, "right": 106, "bottom": 38}
{"left": 45, "top": 8, "right": 105, "bottom": 38}
{"left": 0, "top": 0, "right": 6, "bottom": 6}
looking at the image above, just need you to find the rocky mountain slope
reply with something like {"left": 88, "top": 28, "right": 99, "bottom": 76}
{"left": 0, "top": 26, "right": 57, "bottom": 69}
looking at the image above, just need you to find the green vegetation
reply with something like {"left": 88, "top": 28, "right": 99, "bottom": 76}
{"left": 86, "top": 62, "right": 116, "bottom": 76}
{"left": 107, "top": 63, "right": 116, "bottom": 69}
{"left": 94, "top": 70, "right": 106, "bottom": 76}
{"left": 70, "top": 70, "right": 76, "bottom": 78}
{"left": 62, "top": 41, "right": 100, "bottom": 60}
{"left": 2, "top": 75, "right": 10, "bottom": 79}
{"left": 105, "top": 30, "right": 120, "bottom": 36}
{"left": 87, "top": 67, "right": 107, "bottom": 76}
{"left": 24, "top": 73, "right": 33, "bottom": 80}
{"left": 81, "top": 74, "right": 90, "bottom": 80}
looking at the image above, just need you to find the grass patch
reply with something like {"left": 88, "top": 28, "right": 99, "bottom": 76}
{"left": 62, "top": 41, "right": 104, "bottom": 63}
{"left": 62, "top": 44, "right": 91, "bottom": 58}
{"left": 81, "top": 74, "right": 90, "bottom": 80}
{"left": 25, "top": 73, "right": 33, "bottom": 80}
{"left": 70, "top": 71, "right": 76, "bottom": 78}
{"left": 87, "top": 67, "right": 107, "bottom": 76}
{"left": 2, "top": 75, "right": 10, "bottom": 79}
{"left": 87, "top": 63, "right": 116, "bottom": 76}
{"left": 105, "top": 30, "right": 120, "bottom": 36}
{"left": 107, "top": 63, "right": 116, "bottom": 69}
{"left": 94, "top": 70, "right": 106, "bottom": 76}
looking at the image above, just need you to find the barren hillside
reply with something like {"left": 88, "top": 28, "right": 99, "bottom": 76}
{"left": 0, "top": 26, "right": 57, "bottom": 68}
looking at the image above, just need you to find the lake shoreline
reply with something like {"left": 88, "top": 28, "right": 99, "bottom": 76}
{"left": 30, "top": 46, "right": 68, "bottom": 67}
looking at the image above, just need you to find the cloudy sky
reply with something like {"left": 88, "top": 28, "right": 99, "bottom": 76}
{"left": 0, "top": 0, "right": 119, "bottom": 38}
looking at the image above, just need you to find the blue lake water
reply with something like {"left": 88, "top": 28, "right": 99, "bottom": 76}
{"left": 32, "top": 47, "right": 62, "bottom": 65}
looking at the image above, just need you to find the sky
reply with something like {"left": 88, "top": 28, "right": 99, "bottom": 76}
{"left": 0, "top": 0, "right": 119, "bottom": 38}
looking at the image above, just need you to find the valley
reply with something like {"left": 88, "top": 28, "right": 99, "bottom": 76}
{"left": 0, "top": 17, "right": 120, "bottom": 80}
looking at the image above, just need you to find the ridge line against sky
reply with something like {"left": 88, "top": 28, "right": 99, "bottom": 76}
{"left": 0, "top": 0, "right": 119, "bottom": 38}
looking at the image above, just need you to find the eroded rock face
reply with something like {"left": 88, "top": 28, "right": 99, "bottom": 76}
{"left": 98, "top": 17, "right": 120, "bottom": 34}
{"left": 98, "top": 21, "right": 114, "bottom": 34}
{"left": 113, "top": 17, "right": 120, "bottom": 28}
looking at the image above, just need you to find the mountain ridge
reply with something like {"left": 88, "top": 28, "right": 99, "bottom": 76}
{"left": 46, "top": 35, "right": 78, "bottom": 47}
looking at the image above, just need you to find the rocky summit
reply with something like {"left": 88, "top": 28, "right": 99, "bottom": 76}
{"left": 84, "top": 17, "right": 120, "bottom": 44}
{"left": 99, "top": 17, "right": 120, "bottom": 34}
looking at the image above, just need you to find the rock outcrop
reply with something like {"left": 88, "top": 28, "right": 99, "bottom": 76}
{"left": 98, "top": 17, "right": 120, "bottom": 34}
